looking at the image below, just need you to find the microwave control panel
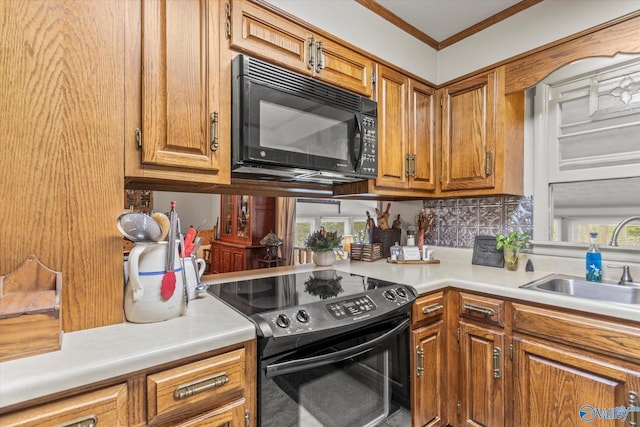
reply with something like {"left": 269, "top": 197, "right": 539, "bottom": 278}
{"left": 360, "top": 115, "right": 377, "bottom": 176}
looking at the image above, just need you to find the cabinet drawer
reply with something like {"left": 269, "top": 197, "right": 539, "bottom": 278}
{"left": 147, "top": 348, "right": 246, "bottom": 423}
{"left": 459, "top": 292, "right": 504, "bottom": 327}
{"left": 0, "top": 384, "right": 128, "bottom": 426}
{"left": 412, "top": 291, "right": 445, "bottom": 325}
{"left": 512, "top": 303, "right": 640, "bottom": 362}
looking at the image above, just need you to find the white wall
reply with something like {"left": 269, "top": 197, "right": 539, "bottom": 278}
{"left": 154, "top": 192, "right": 219, "bottom": 234}
{"left": 437, "top": 0, "right": 640, "bottom": 83}
{"left": 266, "top": 0, "right": 640, "bottom": 84}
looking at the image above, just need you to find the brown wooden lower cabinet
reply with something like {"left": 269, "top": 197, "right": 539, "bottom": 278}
{"left": 0, "top": 384, "right": 129, "bottom": 426}
{"left": 458, "top": 321, "right": 505, "bottom": 427}
{"left": 0, "top": 341, "right": 256, "bottom": 427}
{"left": 411, "top": 289, "right": 640, "bottom": 427}
{"left": 210, "top": 240, "right": 265, "bottom": 273}
{"left": 512, "top": 337, "right": 640, "bottom": 427}
{"left": 411, "top": 291, "right": 448, "bottom": 427}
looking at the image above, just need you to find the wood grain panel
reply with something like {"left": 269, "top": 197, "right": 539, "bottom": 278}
{"left": 441, "top": 70, "right": 497, "bottom": 191}
{"left": 142, "top": 0, "right": 223, "bottom": 171}
{"left": 375, "top": 64, "right": 409, "bottom": 188}
{"left": 147, "top": 349, "right": 246, "bottom": 423}
{"left": 513, "top": 338, "right": 640, "bottom": 427}
{"left": 412, "top": 321, "right": 446, "bottom": 427}
{"left": 0, "top": 384, "right": 128, "bottom": 426}
{"left": 0, "top": 0, "right": 125, "bottom": 331}
{"left": 316, "top": 38, "right": 374, "bottom": 97}
{"left": 230, "top": 0, "right": 310, "bottom": 75}
{"left": 409, "top": 79, "right": 437, "bottom": 191}
{"left": 512, "top": 303, "right": 640, "bottom": 363}
{"left": 505, "top": 13, "right": 640, "bottom": 93}
{"left": 412, "top": 292, "right": 445, "bottom": 326}
{"left": 459, "top": 322, "right": 505, "bottom": 427}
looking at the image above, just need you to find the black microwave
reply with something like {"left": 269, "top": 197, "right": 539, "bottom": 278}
{"left": 231, "top": 55, "right": 378, "bottom": 184}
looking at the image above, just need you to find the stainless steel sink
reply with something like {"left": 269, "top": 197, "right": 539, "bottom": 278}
{"left": 520, "top": 274, "right": 640, "bottom": 305}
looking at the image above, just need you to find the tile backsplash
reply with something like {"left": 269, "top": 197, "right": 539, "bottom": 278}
{"left": 422, "top": 196, "right": 533, "bottom": 248}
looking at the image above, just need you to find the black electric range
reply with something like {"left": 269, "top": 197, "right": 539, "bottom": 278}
{"left": 207, "top": 269, "right": 417, "bottom": 357}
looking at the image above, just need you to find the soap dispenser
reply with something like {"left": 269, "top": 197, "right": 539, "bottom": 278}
{"left": 586, "top": 230, "right": 602, "bottom": 282}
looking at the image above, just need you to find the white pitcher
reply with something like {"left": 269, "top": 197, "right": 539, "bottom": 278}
{"left": 124, "top": 241, "right": 186, "bottom": 323}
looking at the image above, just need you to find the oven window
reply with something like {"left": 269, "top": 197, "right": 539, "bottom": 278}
{"left": 263, "top": 349, "right": 393, "bottom": 427}
{"left": 260, "top": 320, "right": 411, "bottom": 427}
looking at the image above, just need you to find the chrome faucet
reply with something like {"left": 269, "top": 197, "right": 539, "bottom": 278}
{"left": 609, "top": 216, "right": 640, "bottom": 246}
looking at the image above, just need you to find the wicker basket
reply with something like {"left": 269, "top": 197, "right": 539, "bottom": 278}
{"left": 350, "top": 243, "right": 382, "bottom": 262}
{"left": 370, "top": 228, "right": 402, "bottom": 258}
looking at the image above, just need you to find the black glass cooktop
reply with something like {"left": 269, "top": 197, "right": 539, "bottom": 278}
{"left": 207, "top": 269, "right": 402, "bottom": 316}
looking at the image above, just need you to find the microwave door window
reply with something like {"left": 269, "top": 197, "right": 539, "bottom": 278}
{"left": 260, "top": 102, "right": 350, "bottom": 162}
{"left": 248, "top": 85, "right": 353, "bottom": 170}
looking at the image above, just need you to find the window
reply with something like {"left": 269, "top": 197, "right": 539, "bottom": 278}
{"left": 532, "top": 54, "right": 640, "bottom": 247}
{"left": 294, "top": 199, "right": 376, "bottom": 249}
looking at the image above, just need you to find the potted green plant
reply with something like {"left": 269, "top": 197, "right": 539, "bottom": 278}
{"left": 305, "top": 227, "right": 342, "bottom": 266}
{"left": 495, "top": 231, "right": 531, "bottom": 271}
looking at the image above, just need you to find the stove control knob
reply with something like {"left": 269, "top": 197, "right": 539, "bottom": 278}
{"left": 276, "top": 313, "right": 290, "bottom": 328}
{"left": 383, "top": 290, "right": 396, "bottom": 301}
{"left": 395, "top": 287, "right": 407, "bottom": 298}
{"left": 296, "top": 309, "right": 310, "bottom": 323}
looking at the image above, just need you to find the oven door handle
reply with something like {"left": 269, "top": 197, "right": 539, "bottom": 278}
{"left": 265, "top": 318, "right": 409, "bottom": 377}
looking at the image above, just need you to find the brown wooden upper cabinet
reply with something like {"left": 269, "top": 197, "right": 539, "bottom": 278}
{"left": 375, "top": 65, "right": 437, "bottom": 192}
{"left": 125, "top": 0, "right": 230, "bottom": 185}
{"left": 439, "top": 66, "right": 524, "bottom": 196}
{"left": 226, "top": 0, "right": 374, "bottom": 97}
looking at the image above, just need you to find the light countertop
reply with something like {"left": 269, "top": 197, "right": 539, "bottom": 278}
{"left": 1, "top": 247, "right": 638, "bottom": 411}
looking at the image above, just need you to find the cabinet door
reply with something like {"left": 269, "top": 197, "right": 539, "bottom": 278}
{"left": 141, "top": 0, "right": 223, "bottom": 172}
{"left": 232, "top": 249, "right": 247, "bottom": 272}
{"left": 459, "top": 321, "right": 505, "bottom": 427}
{"left": 412, "top": 321, "right": 447, "bottom": 427}
{"left": 220, "top": 247, "right": 233, "bottom": 273}
{"left": 513, "top": 337, "right": 640, "bottom": 427}
{"left": 375, "top": 65, "right": 409, "bottom": 189}
{"left": 409, "top": 79, "right": 437, "bottom": 191}
{"left": 229, "top": 0, "right": 311, "bottom": 75}
{"left": 210, "top": 243, "right": 222, "bottom": 274}
{"left": 147, "top": 349, "right": 246, "bottom": 424}
{"left": 0, "top": 384, "right": 128, "bottom": 426}
{"left": 441, "top": 70, "right": 498, "bottom": 191}
{"left": 314, "top": 37, "right": 374, "bottom": 97}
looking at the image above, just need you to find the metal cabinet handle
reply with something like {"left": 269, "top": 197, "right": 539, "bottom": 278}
{"left": 416, "top": 346, "right": 424, "bottom": 377}
{"left": 404, "top": 153, "right": 411, "bottom": 177}
{"left": 210, "top": 112, "right": 219, "bottom": 152}
{"left": 422, "top": 303, "right": 443, "bottom": 315}
{"left": 463, "top": 303, "right": 495, "bottom": 318}
{"left": 493, "top": 347, "right": 501, "bottom": 379}
{"left": 306, "top": 37, "right": 315, "bottom": 70}
{"left": 174, "top": 372, "right": 229, "bottom": 400}
{"left": 410, "top": 154, "right": 417, "bottom": 177}
{"left": 225, "top": 3, "right": 232, "bottom": 39}
{"left": 315, "top": 40, "right": 325, "bottom": 73}
{"left": 485, "top": 151, "right": 493, "bottom": 176}
{"left": 60, "top": 416, "right": 97, "bottom": 427}
{"left": 629, "top": 391, "right": 638, "bottom": 427}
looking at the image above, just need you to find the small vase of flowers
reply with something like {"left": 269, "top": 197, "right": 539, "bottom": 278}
{"left": 305, "top": 227, "right": 342, "bottom": 266}
{"left": 495, "top": 231, "right": 531, "bottom": 271}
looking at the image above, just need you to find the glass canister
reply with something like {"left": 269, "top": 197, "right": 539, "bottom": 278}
{"left": 390, "top": 242, "right": 402, "bottom": 261}
{"left": 406, "top": 229, "right": 416, "bottom": 246}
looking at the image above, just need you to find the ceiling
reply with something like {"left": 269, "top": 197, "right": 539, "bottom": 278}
{"left": 356, "top": 0, "right": 542, "bottom": 50}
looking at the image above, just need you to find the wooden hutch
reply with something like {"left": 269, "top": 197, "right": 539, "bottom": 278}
{"left": 210, "top": 195, "right": 276, "bottom": 273}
